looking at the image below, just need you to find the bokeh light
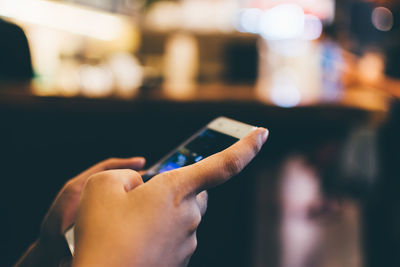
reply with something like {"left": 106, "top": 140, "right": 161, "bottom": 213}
{"left": 372, "top": 6, "right": 394, "bottom": 32}
{"left": 270, "top": 69, "right": 302, "bottom": 108}
{"left": 235, "top": 8, "right": 263, "bottom": 34}
{"left": 259, "top": 4, "right": 305, "bottom": 40}
{"left": 302, "top": 14, "right": 323, "bottom": 40}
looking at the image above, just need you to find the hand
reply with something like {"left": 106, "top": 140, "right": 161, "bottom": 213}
{"left": 72, "top": 128, "right": 269, "bottom": 267}
{"left": 15, "top": 157, "right": 145, "bottom": 267}
{"left": 40, "top": 157, "right": 146, "bottom": 244}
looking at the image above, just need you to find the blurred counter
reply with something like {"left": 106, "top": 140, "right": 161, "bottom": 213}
{"left": 0, "top": 83, "right": 390, "bottom": 113}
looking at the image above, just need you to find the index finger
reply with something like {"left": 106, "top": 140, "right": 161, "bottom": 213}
{"left": 166, "top": 127, "right": 269, "bottom": 196}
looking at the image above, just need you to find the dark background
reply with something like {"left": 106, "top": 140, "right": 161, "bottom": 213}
{"left": 0, "top": 95, "right": 370, "bottom": 266}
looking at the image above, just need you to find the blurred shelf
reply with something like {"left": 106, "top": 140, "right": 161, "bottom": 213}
{"left": 0, "top": 83, "right": 390, "bottom": 119}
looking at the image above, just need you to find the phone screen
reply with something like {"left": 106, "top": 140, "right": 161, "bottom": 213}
{"left": 142, "top": 128, "right": 238, "bottom": 181}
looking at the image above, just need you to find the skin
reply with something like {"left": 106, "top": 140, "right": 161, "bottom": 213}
{"left": 15, "top": 157, "right": 147, "bottom": 267}
{"left": 16, "top": 127, "right": 269, "bottom": 267}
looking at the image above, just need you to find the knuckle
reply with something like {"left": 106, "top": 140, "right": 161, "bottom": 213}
{"left": 192, "top": 210, "right": 202, "bottom": 226}
{"left": 189, "top": 235, "right": 198, "bottom": 254}
{"left": 124, "top": 168, "right": 139, "bottom": 176}
{"left": 127, "top": 169, "right": 143, "bottom": 182}
{"left": 222, "top": 153, "right": 243, "bottom": 177}
{"left": 188, "top": 209, "right": 202, "bottom": 233}
{"left": 86, "top": 172, "right": 110, "bottom": 187}
{"left": 160, "top": 170, "right": 186, "bottom": 202}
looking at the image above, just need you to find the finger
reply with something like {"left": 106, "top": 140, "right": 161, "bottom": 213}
{"left": 99, "top": 157, "right": 146, "bottom": 171}
{"left": 138, "top": 170, "right": 148, "bottom": 176}
{"left": 196, "top": 191, "right": 208, "bottom": 216}
{"left": 84, "top": 157, "right": 146, "bottom": 177}
{"left": 166, "top": 127, "right": 269, "bottom": 195}
{"left": 86, "top": 169, "right": 144, "bottom": 193}
{"left": 69, "top": 157, "right": 146, "bottom": 193}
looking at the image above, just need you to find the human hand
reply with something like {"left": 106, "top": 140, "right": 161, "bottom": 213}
{"left": 39, "top": 157, "right": 146, "bottom": 253}
{"left": 72, "top": 128, "right": 269, "bottom": 267}
{"left": 14, "top": 157, "right": 146, "bottom": 267}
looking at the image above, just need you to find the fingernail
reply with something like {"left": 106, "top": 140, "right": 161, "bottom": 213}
{"left": 260, "top": 128, "right": 269, "bottom": 143}
{"left": 134, "top": 157, "right": 146, "bottom": 164}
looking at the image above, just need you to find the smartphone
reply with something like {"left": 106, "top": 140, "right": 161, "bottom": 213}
{"left": 141, "top": 117, "right": 257, "bottom": 181}
{"left": 65, "top": 117, "right": 258, "bottom": 255}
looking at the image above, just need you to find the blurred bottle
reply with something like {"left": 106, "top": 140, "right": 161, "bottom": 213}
{"left": 319, "top": 26, "right": 344, "bottom": 102}
{"left": 163, "top": 33, "right": 199, "bottom": 99}
{"left": 256, "top": 37, "right": 321, "bottom": 107}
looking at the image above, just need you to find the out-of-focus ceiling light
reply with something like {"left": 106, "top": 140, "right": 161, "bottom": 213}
{"left": 108, "top": 53, "right": 143, "bottom": 98}
{"left": 372, "top": 6, "right": 394, "bottom": 32}
{"left": 79, "top": 64, "right": 114, "bottom": 98}
{"left": 236, "top": 4, "right": 306, "bottom": 40}
{"left": 270, "top": 69, "right": 301, "bottom": 108}
{"left": 235, "top": 4, "right": 323, "bottom": 41}
{"left": 236, "top": 8, "right": 263, "bottom": 33}
{"left": 145, "top": 0, "right": 236, "bottom": 33}
{"left": 302, "top": 15, "right": 323, "bottom": 40}
{"left": 259, "top": 4, "right": 305, "bottom": 40}
{"left": 0, "top": 0, "right": 130, "bottom": 40}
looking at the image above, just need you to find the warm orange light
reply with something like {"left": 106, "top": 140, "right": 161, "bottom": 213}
{"left": 0, "top": 0, "right": 131, "bottom": 41}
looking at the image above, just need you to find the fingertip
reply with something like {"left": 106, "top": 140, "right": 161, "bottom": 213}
{"left": 242, "top": 127, "right": 268, "bottom": 158}
{"left": 133, "top": 157, "right": 146, "bottom": 164}
{"left": 130, "top": 157, "right": 146, "bottom": 168}
{"left": 248, "top": 127, "right": 269, "bottom": 146}
{"left": 259, "top": 127, "right": 269, "bottom": 143}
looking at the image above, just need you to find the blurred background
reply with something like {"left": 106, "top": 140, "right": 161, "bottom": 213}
{"left": 1, "top": 0, "right": 400, "bottom": 266}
